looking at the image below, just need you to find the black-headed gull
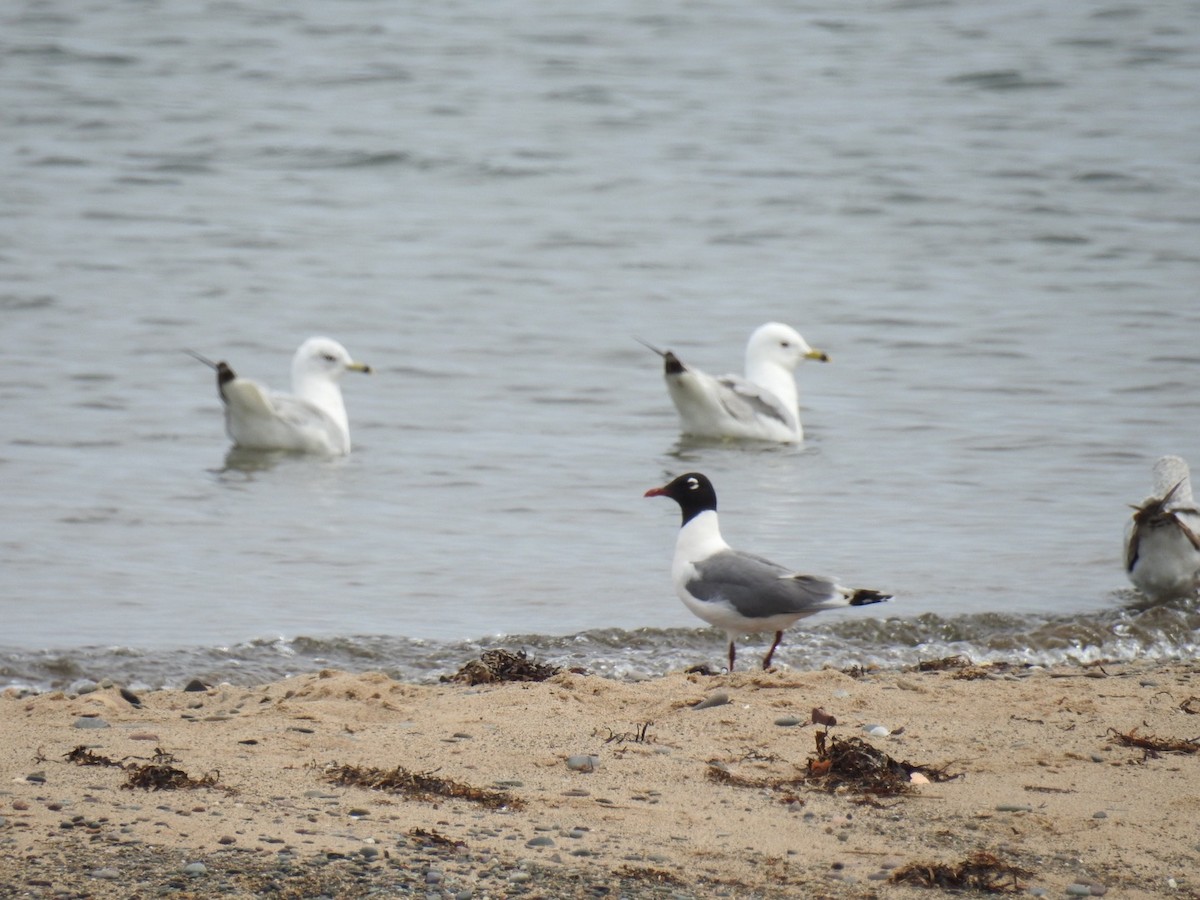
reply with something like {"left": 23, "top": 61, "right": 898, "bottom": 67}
{"left": 645, "top": 472, "right": 889, "bottom": 671}
{"left": 1125, "top": 455, "right": 1200, "bottom": 600}
{"left": 642, "top": 322, "right": 828, "bottom": 442}
{"left": 189, "top": 337, "right": 371, "bottom": 456}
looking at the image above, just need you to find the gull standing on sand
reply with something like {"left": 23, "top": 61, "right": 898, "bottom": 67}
{"left": 645, "top": 472, "right": 890, "bottom": 671}
{"left": 642, "top": 322, "right": 829, "bottom": 442}
{"left": 189, "top": 337, "right": 371, "bottom": 456}
{"left": 1125, "top": 455, "right": 1200, "bottom": 601}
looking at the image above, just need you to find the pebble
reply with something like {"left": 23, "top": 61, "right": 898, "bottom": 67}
{"left": 508, "top": 871, "right": 532, "bottom": 884}
{"left": 774, "top": 716, "right": 802, "bottom": 727}
{"left": 73, "top": 680, "right": 100, "bottom": 696}
{"left": 425, "top": 869, "right": 443, "bottom": 884}
{"left": 183, "top": 679, "right": 209, "bottom": 692}
{"left": 692, "top": 691, "right": 730, "bottom": 710}
{"left": 1092, "top": 811, "right": 1107, "bottom": 819}
{"left": 526, "top": 836, "right": 555, "bottom": 848}
{"left": 994, "top": 804, "right": 1033, "bottom": 813}
{"left": 863, "top": 724, "right": 889, "bottom": 737}
{"left": 73, "top": 717, "right": 110, "bottom": 730}
{"left": 183, "top": 862, "right": 208, "bottom": 877}
{"left": 566, "top": 755, "right": 599, "bottom": 773}
{"left": 89, "top": 868, "right": 120, "bottom": 880}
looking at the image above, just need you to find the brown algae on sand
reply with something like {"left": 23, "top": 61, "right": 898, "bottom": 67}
{"left": 323, "top": 762, "right": 524, "bottom": 810}
{"left": 891, "top": 850, "right": 1032, "bottom": 892}
{"left": 441, "top": 648, "right": 561, "bottom": 685}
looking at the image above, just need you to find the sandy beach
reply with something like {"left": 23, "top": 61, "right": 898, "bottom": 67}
{"left": 1, "top": 656, "right": 1198, "bottom": 898}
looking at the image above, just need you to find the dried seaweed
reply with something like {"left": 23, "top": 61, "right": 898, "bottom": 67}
{"left": 613, "top": 865, "right": 686, "bottom": 886}
{"left": 602, "top": 722, "right": 654, "bottom": 744}
{"left": 122, "top": 749, "right": 223, "bottom": 791}
{"left": 1180, "top": 696, "right": 1200, "bottom": 715}
{"left": 64, "top": 746, "right": 123, "bottom": 768}
{"left": 807, "top": 735, "right": 959, "bottom": 796}
{"left": 916, "top": 655, "right": 972, "bottom": 672}
{"left": 324, "top": 763, "right": 524, "bottom": 810}
{"left": 409, "top": 827, "right": 466, "bottom": 849}
{"left": 890, "top": 851, "right": 1031, "bottom": 892}
{"left": 1106, "top": 727, "right": 1199, "bottom": 755}
{"left": 441, "top": 649, "right": 561, "bottom": 685}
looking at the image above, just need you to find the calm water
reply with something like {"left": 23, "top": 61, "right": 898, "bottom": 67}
{"left": 3, "top": 0, "right": 1199, "bottom": 690}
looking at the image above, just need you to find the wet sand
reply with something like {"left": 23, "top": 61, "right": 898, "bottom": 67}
{"left": 1, "top": 659, "right": 1197, "bottom": 898}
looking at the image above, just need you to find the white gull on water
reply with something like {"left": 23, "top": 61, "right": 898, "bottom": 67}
{"left": 1124, "top": 455, "right": 1200, "bottom": 602}
{"left": 645, "top": 472, "right": 890, "bottom": 671}
{"left": 189, "top": 337, "right": 371, "bottom": 456}
{"left": 643, "top": 322, "right": 828, "bottom": 443}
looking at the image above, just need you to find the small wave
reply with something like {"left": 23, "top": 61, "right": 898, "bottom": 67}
{"left": 2, "top": 599, "right": 1196, "bottom": 694}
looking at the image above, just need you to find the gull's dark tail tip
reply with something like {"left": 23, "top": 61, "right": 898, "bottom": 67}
{"left": 849, "top": 589, "right": 891, "bottom": 607}
{"left": 662, "top": 350, "right": 685, "bottom": 376}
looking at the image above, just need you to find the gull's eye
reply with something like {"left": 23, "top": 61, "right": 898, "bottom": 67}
{"left": 780, "top": 340, "right": 791, "bottom": 349}
{"left": 321, "top": 353, "right": 337, "bottom": 362}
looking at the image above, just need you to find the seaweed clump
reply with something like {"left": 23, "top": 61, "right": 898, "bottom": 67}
{"left": 891, "top": 851, "right": 1031, "bottom": 892}
{"left": 324, "top": 763, "right": 524, "bottom": 810}
{"left": 1107, "top": 727, "right": 1199, "bottom": 757}
{"left": 122, "top": 749, "right": 223, "bottom": 791}
{"left": 442, "top": 649, "right": 561, "bottom": 685}
{"left": 66, "top": 745, "right": 224, "bottom": 792}
{"left": 806, "top": 733, "right": 958, "bottom": 797}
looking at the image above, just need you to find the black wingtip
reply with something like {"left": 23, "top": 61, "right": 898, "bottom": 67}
{"left": 849, "top": 589, "right": 891, "bottom": 607}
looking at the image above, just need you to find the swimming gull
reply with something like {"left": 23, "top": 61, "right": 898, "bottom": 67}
{"left": 645, "top": 472, "right": 890, "bottom": 671}
{"left": 1125, "top": 455, "right": 1200, "bottom": 600}
{"left": 641, "top": 322, "right": 828, "bottom": 442}
{"left": 188, "top": 337, "right": 371, "bottom": 456}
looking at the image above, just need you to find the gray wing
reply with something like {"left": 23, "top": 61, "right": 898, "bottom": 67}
{"left": 715, "top": 374, "right": 795, "bottom": 429}
{"left": 688, "top": 549, "right": 840, "bottom": 619}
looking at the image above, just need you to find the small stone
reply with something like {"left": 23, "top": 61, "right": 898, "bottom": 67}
{"left": 1066, "top": 884, "right": 1093, "bottom": 897}
{"left": 691, "top": 691, "right": 730, "bottom": 710}
{"left": 1092, "top": 811, "right": 1107, "bottom": 819}
{"left": 24, "top": 774, "right": 45, "bottom": 785}
{"left": 119, "top": 687, "right": 142, "bottom": 707}
{"left": 183, "top": 679, "right": 209, "bottom": 692}
{"left": 425, "top": 869, "right": 443, "bottom": 884}
{"left": 526, "top": 836, "right": 555, "bottom": 848}
{"left": 1090, "top": 754, "right": 1105, "bottom": 763}
{"left": 863, "top": 724, "right": 889, "bottom": 737}
{"left": 508, "top": 871, "right": 532, "bottom": 884}
{"left": 90, "top": 868, "right": 120, "bottom": 880}
{"left": 183, "top": 862, "right": 207, "bottom": 876}
{"left": 348, "top": 808, "right": 370, "bottom": 817}
{"left": 566, "top": 755, "right": 599, "bottom": 773}
{"left": 73, "top": 681, "right": 100, "bottom": 695}
{"left": 774, "top": 716, "right": 802, "bottom": 727}
{"left": 73, "top": 717, "right": 110, "bottom": 730}
{"left": 217, "top": 836, "right": 236, "bottom": 845}
{"left": 360, "top": 846, "right": 381, "bottom": 860}
{"left": 994, "top": 804, "right": 1033, "bottom": 813}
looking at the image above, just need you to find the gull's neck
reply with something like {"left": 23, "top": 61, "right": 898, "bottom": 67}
{"left": 675, "top": 509, "right": 730, "bottom": 562}
{"left": 292, "top": 369, "right": 349, "bottom": 436}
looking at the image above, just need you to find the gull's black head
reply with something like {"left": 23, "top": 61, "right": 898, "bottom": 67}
{"left": 644, "top": 472, "right": 718, "bottom": 525}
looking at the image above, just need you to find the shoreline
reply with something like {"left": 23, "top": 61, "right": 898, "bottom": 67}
{"left": 2, "top": 658, "right": 1198, "bottom": 898}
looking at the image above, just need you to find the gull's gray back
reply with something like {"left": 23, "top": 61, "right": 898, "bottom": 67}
{"left": 688, "top": 549, "right": 839, "bottom": 619}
